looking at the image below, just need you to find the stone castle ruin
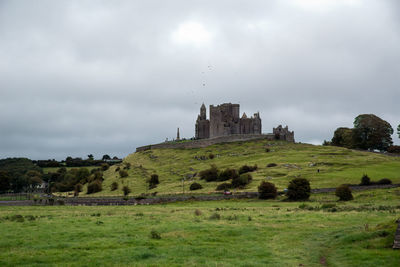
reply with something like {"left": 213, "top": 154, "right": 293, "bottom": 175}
{"left": 195, "top": 103, "right": 293, "bottom": 142}
{"left": 195, "top": 103, "right": 261, "bottom": 139}
{"left": 135, "top": 103, "right": 294, "bottom": 152}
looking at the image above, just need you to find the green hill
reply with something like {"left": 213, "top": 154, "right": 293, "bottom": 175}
{"left": 83, "top": 140, "right": 400, "bottom": 196}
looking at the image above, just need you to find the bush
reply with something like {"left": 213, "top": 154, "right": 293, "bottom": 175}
{"left": 335, "top": 184, "right": 353, "bottom": 201}
{"left": 122, "top": 186, "right": 131, "bottom": 196}
{"left": 360, "top": 174, "right": 371, "bottom": 186}
{"left": 209, "top": 153, "right": 215, "bottom": 159}
{"left": 209, "top": 213, "right": 221, "bottom": 220}
{"left": 150, "top": 230, "right": 161, "bottom": 239}
{"left": 387, "top": 145, "right": 400, "bottom": 154}
{"left": 216, "top": 182, "right": 232, "bottom": 191}
{"left": 199, "top": 165, "right": 219, "bottom": 182}
{"left": 267, "top": 163, "right": 277, "bottom": 168}
{"left": 378, "top": 178, "right": 392, "bottom": 185}
{"left": 119, "top": 170, "right": 128, "bottom": 178}
{"left": 189, "top": 182, "right": 203, "bottom": 191}
{"left": 149, "top": 174, "right": 159, "bottom": 188}
{"left": 194, "top": 209, "right": 202, "bottom": 216}
{"left": 218, "top": 168, "right": 239, "bottom": 181}
{"left": 286, "top": 178, "right": 311, "bottom": 200}
{"left": 100, "top": 163, "right": 109, "bottom": 171}
{"left": 232, "top": 173, "right": 252, "bottom": 188}
{"left": 258, "top": 181, "right": 278, "bottom": 199}
{"left": 238, "top": 164, "right": 258, "bottom": 175}
{"left": 87, "top": 181, "right": 102, "bottom": 194}
{"left": 111, "top": 182, "right": 118, "bottom": 191}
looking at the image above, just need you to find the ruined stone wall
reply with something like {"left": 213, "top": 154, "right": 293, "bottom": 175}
{"left": 136, "top": 134, "right": 275, "bottom": 152}
{"left": 209, "top": 103, "right": 240, "bottom": 138}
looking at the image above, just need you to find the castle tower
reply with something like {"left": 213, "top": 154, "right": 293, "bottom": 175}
{"left": 195, "top": 104, "right": 210, "bottom": 139}
{"left": 176, "top": 127, "right": 180, "bottom": 141}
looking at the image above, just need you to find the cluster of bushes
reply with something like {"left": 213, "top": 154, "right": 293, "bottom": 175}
{"left": 359, "top": 174, "right": 392, "bottom": 186}
{"left": 199, "top": 164, "right": 255, "bottom": 190}
{"left": 387, "top": 145, "right": 400, "bottom": 154}
{"left": 0, "top": 158, "right": 43, "bottom": 193}
{"left": 238, "top": 164, "right": 258, "bottom": 175}
{"left": 330, "top": 114, "right": 394, "bottom": 151}
{"left": 190, "top": 182, "right": 202, "bottom": 191}
{"left": 148, "top": 174, "right": 159, "bottom": 189}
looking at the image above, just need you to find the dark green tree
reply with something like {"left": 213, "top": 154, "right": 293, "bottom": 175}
{"left": 352, "top": 114, "right": 393, "bottom": 151}
{"left": 398, "top": 124, "right": 400, "bottom": 139}
{"left": 286, "top": 178, "right": 311, "bottom": 200}
{"left": 258, "top": 181, "right": 277, "bottom": 199}
{"left": 0, "top": 171, "right": 11, "bottom": 192}
{"left": 102, "top": 154, "right": 111, "bottom": 160}
{"left": 331, "top": 127, "right": 354, "bottom": 148}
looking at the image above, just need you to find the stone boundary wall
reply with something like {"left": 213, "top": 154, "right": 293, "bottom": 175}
{"left": 136, "top": 134, "right": 275, "bottom": 152}
{"left": 394, "top": 219, "right": 400, "bottom": 249}
{"left": 1, "top": 184, "right": 399, "bottom": 206}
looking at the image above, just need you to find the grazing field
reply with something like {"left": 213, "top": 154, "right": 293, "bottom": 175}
{"left": 1, "top": 189, "right": 399, "bottom": 266}
{"left": 85, "top": 140, "right": 400, "bottom": 197}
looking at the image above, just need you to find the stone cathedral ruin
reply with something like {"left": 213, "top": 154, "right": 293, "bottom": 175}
{"left": 136, "top": 102, "right": 294, "bottom": 152}
{"left": 195, "top": 103, "right": 294, "bottom": 142}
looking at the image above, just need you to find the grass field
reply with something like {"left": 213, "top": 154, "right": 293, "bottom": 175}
{"left": 84, "top": 140, "right": 400, "bottom": 197}
{"left": 1, "top": 188, "right": 399, "bottom": 266}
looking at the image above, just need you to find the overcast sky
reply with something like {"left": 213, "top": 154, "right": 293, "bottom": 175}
{"left": 1, "top": 0, "right": 399, "bottom": 160}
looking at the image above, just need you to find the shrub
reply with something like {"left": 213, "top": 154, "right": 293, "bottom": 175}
{"left": 149, "top": 174, "right": 159, "bottom": 188}
{"left": 87, "top": 181, "right": 102, "bottom": 194}
{"left": 119, "top": 170, "right": 128, "bottom": 178}
{"left": 199, "top": 165, "right": 219, "bottom": 182}
{"left": 150, "top": 230, "right": 161, "bottom": 239}
{"left": 194, "top": 209, "right": 202, "bottom": 216}
{"left": 360, "top": 174, "right": 371, "bottom": 186}
{"left": 122, "top": 186, "right": 131, "bottom": 196}
{"left": 286, "top": 178, "right": 311, "bottom": 200}
{"left": 238, "top": 164, "right": 258, "bottom": 174}
{"left": 216, "top": 183, "right": 232, "bottom": 191}
{"left": 115, "top": 166, "right": 120, "bottom": 172}
{"left": 218, "top": 168, "right": 239, "bottom": 181}
{"left": 101, "top": 163, "right": 109, "bottom": 171}
{"left": 335, "top": 184, "right": 353, "bottom": 201}
{"left": 378, "top": 178, "right": 392, "bottom": 185}
{"left": 209, "top": 153, "right": 215, "bottom": 159}
{"left": 387, "top": 145, "right": 400, "bottom": 154}
{"left": 189, "top": 182, "right": 203, "bottom": 191}
{"left": 232, "top": 173, "right": 252, "bottom": 188}
{"left": 258, "top": 181, "right": 278, "bottom": 199}
{"left": 111, "top": 182, "right": 118, "bottom": 191}
{"left": 267, "top": 163, "right": 277, "bottom": 168}
{"left": 209, "top": 213, "right": 221, "bottom": 220}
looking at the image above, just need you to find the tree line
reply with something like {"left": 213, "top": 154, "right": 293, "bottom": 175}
{"left": 326, "top": 114, "right": 399, "bottom": 152}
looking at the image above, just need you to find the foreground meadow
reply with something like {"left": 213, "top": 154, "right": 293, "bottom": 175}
{"left": 1, "top": 188, "right": 399, "bottom": 266}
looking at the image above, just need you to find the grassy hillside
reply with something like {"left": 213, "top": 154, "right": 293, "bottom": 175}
{"left": 1, "top": 189, "right": 399, "bottom": 266}
{"left": 84, "top": 140, "right": 400, "bottom": 197}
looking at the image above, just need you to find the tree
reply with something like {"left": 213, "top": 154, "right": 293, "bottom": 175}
{"left": 398, "top": 124, "right": 400, "bottom": 139}
{"left": 331, "top": 127, "right": 354, "bottom": 148}
{"left": 87, "top": 154, "right": 94, "bottom": 160}
{"left": 122, "top": 186, "right": 131, "bottom": 196}
{"left": 286, "top": 178, "right": 311, "bottom": 201}
{"left": 258, "top": 181, "right": 277, "bottom": 199}
{"left": 335, "top": 185, "right": 353, "bottom": 201}
{"left": 352, "top": 114, "right": 393, "bottom": 151}
{"left": 0, "top": 171, "right": 11, "bottom": 192}
{"left": 102, "top": 154, "right": 111, "bottom": 161}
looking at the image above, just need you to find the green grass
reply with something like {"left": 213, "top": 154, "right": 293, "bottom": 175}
{"left": 0, "top": 188, "right": 399, "bottom": 266}
{"left": 85, "top": 140, "right": 400, "bottom": 197}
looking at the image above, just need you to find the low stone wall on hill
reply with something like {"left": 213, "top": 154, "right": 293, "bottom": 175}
{"left": 136, "top": 134, "right": 275, "bottom": 152}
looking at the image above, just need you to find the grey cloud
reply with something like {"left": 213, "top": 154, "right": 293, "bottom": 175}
{"left": 0, "top": 0, "right": 399, "bottom": 159}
